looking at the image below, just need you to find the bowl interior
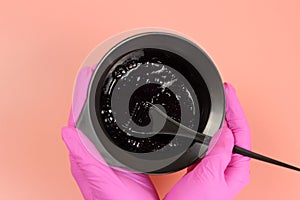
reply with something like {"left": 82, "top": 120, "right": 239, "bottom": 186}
{"left": 96, "top": 48, "right": 211, "bottom": 154}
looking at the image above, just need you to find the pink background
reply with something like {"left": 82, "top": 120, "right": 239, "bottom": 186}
{"left": 1, "top": 0, "right": 299, "bottom": 199}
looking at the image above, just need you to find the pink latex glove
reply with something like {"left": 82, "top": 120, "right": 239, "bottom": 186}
{"left": 164, "top": 83, "right": 251, "bottom": 200}
{"left": 62, "top": 66, "right": 159, "bottom": 200}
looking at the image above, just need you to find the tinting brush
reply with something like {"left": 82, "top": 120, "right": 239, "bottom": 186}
{"left": 147, "top": 102, "right": 300, "bottom": 172}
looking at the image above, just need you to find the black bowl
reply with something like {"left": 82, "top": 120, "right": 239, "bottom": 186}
{"left": 76, "top": 30, "right": 225, "bottom": 174}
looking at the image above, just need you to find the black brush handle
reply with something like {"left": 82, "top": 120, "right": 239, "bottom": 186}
{"left": 147, "top": 102, "right": 300, "bottom": 172}
{"left": 233, "top": 145, "right": 300, "bottom": 172}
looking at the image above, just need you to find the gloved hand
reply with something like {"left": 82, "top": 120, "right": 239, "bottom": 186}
{"left": 62, "top": 66, "right": 159, "bottom": 200}
{"left": 164, "top": 83, "right": 251, "bottom": 200}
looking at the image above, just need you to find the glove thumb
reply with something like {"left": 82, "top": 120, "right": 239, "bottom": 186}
{"left": 193, "top": 122, "right": 234, "bottom": 179}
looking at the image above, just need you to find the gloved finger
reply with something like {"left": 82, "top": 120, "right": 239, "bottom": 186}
{"left": 70, "top": 66, "right": 95, "bottom": 126}
{"left": 186, "top": 158, "right": 202, "bottom": 173}
{"left": 62, "top": 127, "right": 152, "bottom": 182}
{"left": 223, "top": 83, "right": 251, "bottom": 190}
{"left": 62, "top": 127, "right": 157, "bottom": 199}
{"left": 91, "top": 64, "right": 97, "bottom": 71}
{"left": 225, "top": 156, "right": 250, "bottom": 193}
{"left": 62, "top": 126, "right": 111, "bottom": 168}
{"left": 69, "top": 151, "right": 157, "bottom": 200}
{"left": 67, "top": 108, "right": 75, "bottom": 127}
{"left": 224, "top": 82, "right": 251, "bottom": 150}
{"left": 68, "top": 155, "right": 94, "bottom": 200}
{"left": 193, "top": 122, "right": 234, "bottom": 178}
{"left": 187, "top": 120, "right": 232, "bottom": 173}
{"left": 73, "top": 125, "right": 150, "bottom": 177}
{"left": 62, "top": 126, "right": 128, "bottom": 193}
{"left": 115, "top": 170, "right": 158, "bottom": 193}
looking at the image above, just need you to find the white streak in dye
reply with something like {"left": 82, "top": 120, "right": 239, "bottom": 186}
{"left": 108, "top": 79, "right": 116, "bottom": 94}
{"left": 137, "top": 76, "right": 140, "bottom": 81}
{"left": 121, "top": 63, "right": 142, "bottom": 79}
{"left": 186, "top": 89, "right": 195, "bottom": 115}
{"left": 121, "top": 125, "right": 154, "bottom": 135}
{"left": 151, "top": 65, "right": 166, "bottom": 74}
{"left": 151, "top": 63, "right": 160, "bottom": 67}
{"left": 161, "top": 78, "right": 178, "bottom": 88}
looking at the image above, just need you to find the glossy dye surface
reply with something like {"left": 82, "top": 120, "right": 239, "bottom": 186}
{"left": 97, "top": 48, "right": 205, "bottom": 153}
